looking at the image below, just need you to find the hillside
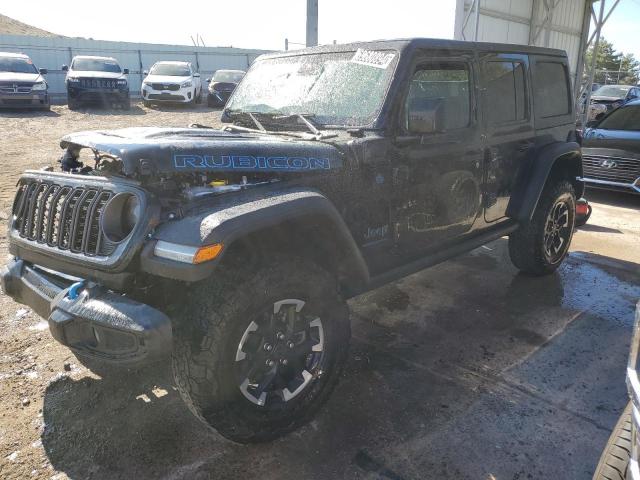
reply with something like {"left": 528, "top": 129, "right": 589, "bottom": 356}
{"left": 0, "top": 13, "right": 61, "bottom": 37}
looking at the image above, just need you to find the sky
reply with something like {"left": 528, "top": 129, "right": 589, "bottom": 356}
{"left": 2, "top": 0, "right": 639, "bottom": 59}
{"left": 1, "top": 0, "right": 456, "bottom": 50}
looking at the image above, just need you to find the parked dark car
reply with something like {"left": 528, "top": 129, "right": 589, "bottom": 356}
{"left": 1, "top": 39, "right": 583, "bottom": 443}
{"left": 587, "top": 84, "right": 640, "bottom": 120}
{"left": 207, "top": 69, "right": 245, "bottom": 107}
{"left": 592, "top": 301, "right": 640, "bottom": 480}
{"left": 582, "top": 100, "right": 640, "bottom": 194}
{"left": 0, "top": 52, "right": 49, "bottom": 110}
{"left": 63, "top": 56, "right": 130, "bottom": 109}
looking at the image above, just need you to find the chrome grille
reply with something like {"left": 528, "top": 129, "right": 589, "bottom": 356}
{"left": 151, "top": 83, "right": 180, "bottom": 91}
{"left": 583, "top": 154, "right": 640, "bottom": 184}
{"left": 0, "top": 82, "right": 33, "bottom": 94}
{"left": 12, "top": 180, "right": 115, "bottom": 257}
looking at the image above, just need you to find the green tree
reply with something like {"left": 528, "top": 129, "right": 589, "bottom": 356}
{"left": 584, "top": 37, "right": 639, "bottom": 85}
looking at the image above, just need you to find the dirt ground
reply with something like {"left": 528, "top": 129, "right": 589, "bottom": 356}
{"left": 0, "top": 103, "right": 639, "bottom": 480}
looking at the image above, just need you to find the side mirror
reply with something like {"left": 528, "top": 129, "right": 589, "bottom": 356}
{"left": 61, "top": 65, "right": 68, "bottom": 72}
{"left": 143, "top": 70, "right": 148, "bottom": 76}
{"left": 205, "top": 78, "right": 211, "bottom": 83}
{"left": 407, "top": 97, "right": 445, "bottom": 134}
{"left": 193, "top": 72, "right": 200, "bottom": 78}
{"left": 123, "top": 68, "right": 129, "bottom": 74}
{"left": 39, "top": 68, "right": 48, "bottom": 75}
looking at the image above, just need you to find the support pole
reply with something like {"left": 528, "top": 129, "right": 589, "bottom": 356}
{"left": 474, "top": 0, "right": 480, "bottom": 40}
{"left": 306, "top": 0, "right": 318, "bottom": 47}
{"left": 583, "top": 0, "right": 605, "bottom": 126}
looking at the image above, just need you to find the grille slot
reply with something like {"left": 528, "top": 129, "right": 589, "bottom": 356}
{"left": 80, "top": 78, "right": 118, "bottom": 89}
{"left": 12, "top": 180, "right": 117, "bottom": 257}
{"left": 583, "top": 155, "right": 640, "bottom": 184}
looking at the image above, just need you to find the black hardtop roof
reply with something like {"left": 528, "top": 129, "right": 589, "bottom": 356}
{"left": 260, "top": 37, "right": 567, "bottom": 61}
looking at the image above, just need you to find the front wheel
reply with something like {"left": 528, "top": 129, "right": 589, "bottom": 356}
{"left": 172, "top": 257, "right": 350, "bottom": 443}
{"left": 509, "top": 180, "right": 576, "bottom": 275}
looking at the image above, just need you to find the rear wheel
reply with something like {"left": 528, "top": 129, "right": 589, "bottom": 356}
{"left": 509, "top": 179, "right": 576, "bottom": 275}
{"left": 172, "top": 256, "right": 350, "bottom": 443}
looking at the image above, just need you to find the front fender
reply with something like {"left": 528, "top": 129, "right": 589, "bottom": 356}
{"left": 140, "top": 187, "right": 369, "bottom": 288}
{"left": 507, "top": 141, "right": 583, "bottom": 223}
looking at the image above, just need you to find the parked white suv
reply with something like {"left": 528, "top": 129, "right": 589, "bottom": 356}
{"left": 141, "top": 61, "right": 202, "bottom": 106}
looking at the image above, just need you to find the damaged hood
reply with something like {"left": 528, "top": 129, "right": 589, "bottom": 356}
{"left": 60, "top": 127, "right": 344, "bottom": 176}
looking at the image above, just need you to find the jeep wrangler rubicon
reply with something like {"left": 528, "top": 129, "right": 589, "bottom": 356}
{"left": 1, "top": 39, "right": 583, "bottom": 443}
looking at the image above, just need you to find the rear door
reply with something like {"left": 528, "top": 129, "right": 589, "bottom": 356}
{"left": 480, "top": 53, "right": 535, "bottom": 222}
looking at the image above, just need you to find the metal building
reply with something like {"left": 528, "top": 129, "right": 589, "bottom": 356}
{"left": 454, "top": 1, "right": 619, "bottom": 106}
{"left": 0, "top": 33, "right": 271, "bottom": 100}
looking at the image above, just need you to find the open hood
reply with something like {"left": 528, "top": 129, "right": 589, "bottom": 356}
{"left": 60, "top": 127, "right": 343, "bottom": 176}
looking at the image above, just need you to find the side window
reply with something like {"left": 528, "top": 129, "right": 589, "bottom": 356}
{"left": 405, "top": 62, "right": 471, "bottom": 131}
{"left": 485, "top": 61, "right": 527, "bottom": 124}
{"left": 534, "top": 61, "right": 570, "bottom": 117}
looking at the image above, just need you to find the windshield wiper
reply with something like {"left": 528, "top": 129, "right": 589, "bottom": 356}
{"left": 226, "top": 110, "right": 268, "bottom": 132}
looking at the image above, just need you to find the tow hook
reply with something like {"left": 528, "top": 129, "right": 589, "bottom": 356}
{"left": 67, "top": 281, "right": 86, "bottom": 300}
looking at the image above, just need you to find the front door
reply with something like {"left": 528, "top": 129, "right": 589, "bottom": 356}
{"left": 480, "top": 54, "right": 535, "bottom": 222}
{"left": 392, "top": 53, "right": 484, "bottom": 256}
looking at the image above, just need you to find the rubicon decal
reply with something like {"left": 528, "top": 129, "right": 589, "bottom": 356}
{"left": 174, "top": 154, "right": 331, "bottom": 170}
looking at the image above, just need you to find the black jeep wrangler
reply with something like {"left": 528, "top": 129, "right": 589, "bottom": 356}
{"left": 1, "top": 39, "right": 583, "bottom": 443}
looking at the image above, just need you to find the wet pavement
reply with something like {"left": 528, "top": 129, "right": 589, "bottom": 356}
{"left": 38, "top": 190, "right": 640, "bottom": 480}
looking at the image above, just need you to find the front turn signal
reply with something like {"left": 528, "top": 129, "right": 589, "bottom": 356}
{"left": 193, "top": 243, "right": 224, "bottom": 264}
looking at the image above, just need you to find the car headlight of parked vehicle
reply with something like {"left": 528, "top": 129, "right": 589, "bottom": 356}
{"left": 31, "top": 82, "right": 47, "bottom": 91}
{"left": 67, "top": 77, "right": 80, "bottom": 84}
{"left": 181, "top": 81, "right": 192, "bottom": 88}
{"left": 117, "top": 79, "right": 128, "bottom": 87}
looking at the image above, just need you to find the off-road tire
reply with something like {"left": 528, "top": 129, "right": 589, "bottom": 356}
{"left": 67, "top": 99, "right": 79, "bottom": 110}
{"left": 143, "top": 100, "right": 151, "bottom": 108}
{"left": 593, "top": 402, "right": 632, "bottom": 480}
{"left": 172, "top": 256, "right": 350, "bottom": 443}
{"left": 509, "top": 179, "right": 576, "bottom": 275}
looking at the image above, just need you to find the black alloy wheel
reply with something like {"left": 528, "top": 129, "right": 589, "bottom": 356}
{"left": 234, "top": 298, "right": 326, "bottom": 407}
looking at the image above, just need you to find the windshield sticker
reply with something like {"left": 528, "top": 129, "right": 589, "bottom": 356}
{"left": 350, "top": 49, "right": 395, "bottom": 69}
{"left": 174, "top": 154, "right": 331, "bottom": 170}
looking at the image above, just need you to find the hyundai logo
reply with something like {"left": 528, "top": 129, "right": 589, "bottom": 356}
{"left": 600, "top": 159, "right": 618, "bottom": 169}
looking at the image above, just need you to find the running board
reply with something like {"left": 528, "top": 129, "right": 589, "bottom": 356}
{"left": 347, "top": 221, "right": 519, "bottom": 298}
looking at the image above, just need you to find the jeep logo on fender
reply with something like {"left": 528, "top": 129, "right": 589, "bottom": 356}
{"left": 173, "top": 154, "right": 331, "bottom": 170}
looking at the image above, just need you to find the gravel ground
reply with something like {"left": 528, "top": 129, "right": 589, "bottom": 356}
{"left": 0, "top": 102, "right": 222, "bottom": 479}
{"left": 0, "top": 103, "right": 639, "bottom": 480}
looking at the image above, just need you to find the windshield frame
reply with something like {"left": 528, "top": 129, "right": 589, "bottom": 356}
{"left": 593, "top": 85, "right": 631, "bottom": 98}
{"left": 71, "top": 58, "right": 122, "bottom": 73}
{"left": 595, "top": 103, "right": 640, "bottom": 131}
{"left": 226, "top": 48, "right": 401, "bottom": 129}
{"left": 0, "top": 56, "right": 38, "bottom": 74}
{"left": 149, "top": 62, "right": 192, "bottom": 77}
{"left": 213, "top": 70, "right": 245, "bottom": 83}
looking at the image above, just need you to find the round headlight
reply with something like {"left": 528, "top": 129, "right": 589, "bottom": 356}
{"left": 101, "top": 193, "right": 140, "bottom": 243}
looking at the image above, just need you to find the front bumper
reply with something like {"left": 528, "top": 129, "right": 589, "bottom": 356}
{"left": 67, "top": 86, "right": 129, "bottom": 104}
{"left": 580, "top": 176, "right": 640, "bottom": 194}
{"left": 141, "top": 85, "right": 194, "bottom": 103}
{"left": 1, "top": 258, "right": 171, "bottom": 365}
{"left": 0, "top": 92, "right": 49, "bottom": 108}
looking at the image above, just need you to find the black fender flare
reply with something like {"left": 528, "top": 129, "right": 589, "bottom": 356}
{"left": 140, "top": 187, "right": 370, "bottom": 291}
{"left": 507, "top": 141, "right": 583, "bottom": 223}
